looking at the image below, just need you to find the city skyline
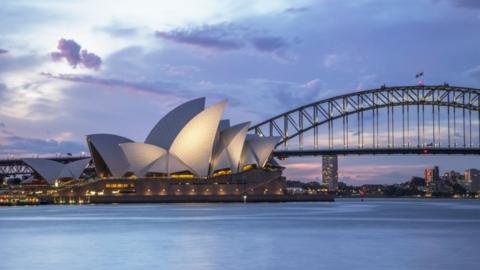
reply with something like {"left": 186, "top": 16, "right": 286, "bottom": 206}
{"left": 1, "top": 0, "right": 480, "bottom": 184}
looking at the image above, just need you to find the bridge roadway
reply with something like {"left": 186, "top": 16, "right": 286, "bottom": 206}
{"left": 0, "top": 156, "right": 87, "bottom": 166}
{"left": 273, "top": 147, "right": 480, "bottom": 158}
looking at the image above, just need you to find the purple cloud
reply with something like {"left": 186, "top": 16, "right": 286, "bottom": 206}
{"left": 80, "top": 50, "right": 101, "bottom": 70}
{"left": 0, "top": 134, "right": 87, "bottom": 156}
{"left": 467, "top": 65, "right": 480, "bottom": 81}
{"left": 40, "top": 72, "right": 184, "bottom": 97}
{"left": 155, "top": 23, "right": 293, "bottom": 60}
{"left": 0, "top": 49, "right": 8, "bottom": 54}
{"left": 434, "top": 0, "right": 480, "bottom": 8}
{"left": 284, "top": 7, "right": 310, "bottom": 13}
{"left": 250, "top": 36, "right": 288, "bottom": 53}
{"left": 51, "top": 39, "right": 81, "bottom": 66}
{"left": 449, "top": 0, "right": 480, "bottom": 8}
{"left": 51, "top": 38, "right": 102, "bottom": 70}
{"left": 155, "top": 24, "right": 244, "bottom": 51}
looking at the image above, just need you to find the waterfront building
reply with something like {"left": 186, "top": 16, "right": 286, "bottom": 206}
{"left": 20, "top": 98, "right": 294, "bottom": 202}
{"left": 424, "top": 166, "right": 440, "bottom": 183}
{"left": 322, "top": 155, "right": 338, "bottom": 192}
{"left": 442, "top": 170, "right": 462, "bottom": 183}
{"left": 464, "top": 169, "right": 480, "bottom": 192}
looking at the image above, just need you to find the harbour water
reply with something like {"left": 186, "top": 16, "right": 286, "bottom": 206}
{"left": 1, "top": 199, "right": 479, "bottom": 270}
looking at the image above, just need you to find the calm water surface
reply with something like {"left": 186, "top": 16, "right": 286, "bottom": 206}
{"left": 1, "top": 199, "right": 479, "bottom": 270}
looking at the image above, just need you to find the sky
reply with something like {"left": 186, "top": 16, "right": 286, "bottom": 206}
{"left": 1, "top": 0, "right": 480, "bottom": 184}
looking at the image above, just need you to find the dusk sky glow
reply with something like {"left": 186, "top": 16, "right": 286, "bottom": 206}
{"left": 1, "top": 0, "right": 480, "bottom": 184}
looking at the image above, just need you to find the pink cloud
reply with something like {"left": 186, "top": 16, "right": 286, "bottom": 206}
{"left": 281, "top": 161, "right": 430, "bottom": 184}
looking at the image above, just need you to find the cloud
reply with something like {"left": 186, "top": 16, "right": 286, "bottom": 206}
{"left": 338, "top": 164, "right": 428, "bottom": 183}
{"left": 96, "top": 24, "right": 138, "bottom": 37}
{"left": 0, "top": 134, "right": 87, "bottom": 156}
{"left": 51, "top": 39, "right": 81, "bottom": 66}
{"left": 250, "top": 36, "right": 287, "bottom": 52}
{"left": 161, "top": 64, "right": 201, "bottom": 76}
{"left": 300, "top": 78, "right": 322, "bottom": 89}
{"left": 251, "top": 78, "right": 326, "bottom": 109}
{"left": 467, "top": 65, "right": 480, "bottom": 82}
{"left": 0, "top": 122, "right": 86, "bottom": 157}
{"left": 40, "top": 72, "right": 183, "bottom": 97}
{"left": 155, "top": 23, "right": 293, "bottom": 60}
{"left": 51, "top": 38, "right": 102, "bottom": 70}
{"left": 0, "top": 83, "right": 6, "bottom": 94}
{"left": 80, "top": 50, "right": 102, "bottom": 70}
{"left": 323, "top": 53, "right": 348, "bottom": 68}
{"left": 282, "top": 160, "right": 429, "bottom": 184}
{"left": 443, "top": 0, "right": 480, "bottom": 8}
{"left": 284, "top": 7, "right": 310, "bottom": 13}
{"left": 0, "top": 53, "right": 46, "bottom": 73}
{"left": 155, "top": 24, "right": 245, "bottom": 51}
{"left": 0, "top": 49, "right": 8, "bottom": 54}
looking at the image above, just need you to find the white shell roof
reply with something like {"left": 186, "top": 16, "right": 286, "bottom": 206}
{"left": 241, "top": 135, "right": 281, "bottom": 168}
{"left": 86, "top": 134, "right": 133, "bottom": 177}
{"left": 145, "top": 153, "right": 194, "bottom": 174}
{"left": 145, "top": 97, "right": 205, "bottom": 149}
{"left": 212, "top": 122, "right": 250, "bottom": 173}
{"left": 58, "top": 158, "right": 91, "bottom": 179}
{"left": 169, "top": 100, "right": 227, "bottom": 176}
{"left": 23, "top": 158, "right": 64, "bottom": 183}
{"left": 119, "top": 143, "right": 167, "bottom": 176}
{"left": 23, "top": 158, "right": 90, "bottom": 183}
{"left": 81, "top": 98, "right": 281, "bottom": 178}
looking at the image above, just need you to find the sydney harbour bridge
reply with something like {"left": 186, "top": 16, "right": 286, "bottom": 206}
{"left": 2, "top": 84, "right": 480, "bottom": 183}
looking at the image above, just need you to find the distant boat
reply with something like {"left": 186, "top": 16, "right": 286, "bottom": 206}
{"left": 359, "top": 190, "right": 365, "bottom": 201}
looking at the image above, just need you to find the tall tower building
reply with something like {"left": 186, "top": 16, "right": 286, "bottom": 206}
{"left": 322, "top": 155, "right": 338, "bottom": 192}
{"left": 464, "top": 169, "right": 480, "bottom": 192}
{"left": 424, "top": 166, "right": 440, "bottom": 183}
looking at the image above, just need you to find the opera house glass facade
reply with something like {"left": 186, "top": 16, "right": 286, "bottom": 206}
{"left": 25, "top": 98, "right": 287, "bottom": 203}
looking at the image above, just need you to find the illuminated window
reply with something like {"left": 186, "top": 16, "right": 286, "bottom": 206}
{"left": 105, "top": 183, "right": 135, "bottom": 189}
{"left": 212, "top": 169, "right": 232, "bottom": 177}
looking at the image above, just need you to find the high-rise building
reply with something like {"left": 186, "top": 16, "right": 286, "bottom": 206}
{"left": 322, "top": 155, "right": 338, "bottom": 192}
{"left": 424, "top": 166, "right": 440, "bottom": 183}
{"left": 464, "top": 169, "right": 480, "bottom": 192}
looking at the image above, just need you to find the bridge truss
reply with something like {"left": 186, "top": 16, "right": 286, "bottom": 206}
{"left": 250, "top": 85, "right": 480, "bottom": 157}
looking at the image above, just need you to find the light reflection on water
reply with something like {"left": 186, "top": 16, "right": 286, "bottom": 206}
{"left": 0, "top": 199, "right": 479, "bottom": 270}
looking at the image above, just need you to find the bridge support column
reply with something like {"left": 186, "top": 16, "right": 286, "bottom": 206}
{"left": 322, "top": 155, "right": 338, "bottom": 192}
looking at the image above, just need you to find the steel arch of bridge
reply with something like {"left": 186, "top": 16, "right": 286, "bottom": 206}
{"left": 250, "top": 84, "right": 480, "bottom": 157}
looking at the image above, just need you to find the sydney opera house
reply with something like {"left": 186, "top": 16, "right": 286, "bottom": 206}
{"left": 23, "top": 98, "right": 290, "bottom": 203}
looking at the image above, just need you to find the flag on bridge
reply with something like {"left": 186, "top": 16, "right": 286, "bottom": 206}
{"left": 416, "top": 72, "right": 424, "bottom": 86}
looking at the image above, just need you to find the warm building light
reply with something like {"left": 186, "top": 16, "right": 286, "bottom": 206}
{"left": 212, "top": 169, "right": 232, "bottom": 177}
{"left": 242, "top": 164, "right": 255, "bottom": 171}
{"left": 171, "top": 174, "right": 195, "bottom": 179}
